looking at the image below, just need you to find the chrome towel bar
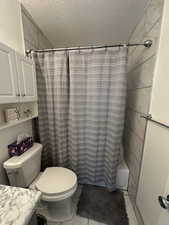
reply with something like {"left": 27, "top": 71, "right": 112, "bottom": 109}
{"left": 141, "top": 114, "right": 169, "bottom": 129}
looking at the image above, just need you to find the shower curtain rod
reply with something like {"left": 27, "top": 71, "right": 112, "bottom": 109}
{"left": 26, "top": 40, "right": 152, "bottom": 55}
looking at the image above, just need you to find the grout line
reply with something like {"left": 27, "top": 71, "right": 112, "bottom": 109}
{"left": 128, "top": 51, "right": 156, "bottom": 73}
{"left": 134, "top": 113, "right": 150, "bottom": 208}
{"left": 127, "top": 85, "right": 152, "bottom": 91}
{"left": 21, "top": 5, "right": 54, "bottom": 48}
{"left": 127, "top": 0, "right": 151, "bottom": 43}
{"left": 129, "top": 16, "right": 162, "bottom": 58}
{"left": 132, "top": 129, "right": 144, "bottom": 144}
{"left": 125, "top": 115, "right": 148, "bottom": 135}
{"left": 124, "top": 123, "right": 145, "bottom": 143}
{"left": 128, "top": 53, "right": 156, "bottom": 74}
{"left": 126, "top": 107, "right": 145, "bottom": 115}
{"left": 126, "top": 105, "right": 150, "bottom": 115}
{"left": 125, "top": 194, "right": 139, "bottom": 225}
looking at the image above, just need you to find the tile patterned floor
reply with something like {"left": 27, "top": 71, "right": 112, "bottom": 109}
{"left": 46, "top": 189, "right": 138, "bottom": 225}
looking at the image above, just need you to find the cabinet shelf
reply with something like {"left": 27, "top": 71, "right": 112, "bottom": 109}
{"left": 0, "top": 116, "right": 37, "bottom": 131}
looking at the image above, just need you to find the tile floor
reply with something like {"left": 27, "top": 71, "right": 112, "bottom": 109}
{"left": 45, "top": 188, "right": 138, "bottom": 225}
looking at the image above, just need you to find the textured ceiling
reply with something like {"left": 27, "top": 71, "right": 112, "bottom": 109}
{"left": 21, "top": 0, "right": 148, "bottom": 48}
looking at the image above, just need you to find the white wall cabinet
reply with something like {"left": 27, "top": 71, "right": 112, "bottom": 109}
{"left": 0, "top": 42, "right": 37, "bottom": 104}
{"left": 0, "top": 42, "right": 20, "bottom": 103}
{"left": 16, "top": 54, "right": 37, "bottom": 102}
{"left": 0, "top": 0, "right": 25, "bottom": 55}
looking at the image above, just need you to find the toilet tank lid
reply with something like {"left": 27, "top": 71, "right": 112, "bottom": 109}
{"left": 3, "top": 143, "right": 42, "bottom": 169}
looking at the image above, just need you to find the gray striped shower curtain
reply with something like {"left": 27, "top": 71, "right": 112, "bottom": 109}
{"left": 33, "top": 47, "right": 127, "bottom": 190}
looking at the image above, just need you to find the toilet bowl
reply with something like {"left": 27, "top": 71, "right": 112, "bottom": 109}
{"left": 34, "top": 167, "right": 77, "bottom": 221}
{"left": 3, "top": 143, "right": 77, "bottom": 222}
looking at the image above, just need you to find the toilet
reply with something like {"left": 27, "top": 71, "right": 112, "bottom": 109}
{"left": 3, "top": 143, "right": 77, "bottom": 222}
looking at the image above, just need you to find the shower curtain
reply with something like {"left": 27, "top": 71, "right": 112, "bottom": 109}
{"left": 33, "top": 47, "right": 127, "bottom": 191}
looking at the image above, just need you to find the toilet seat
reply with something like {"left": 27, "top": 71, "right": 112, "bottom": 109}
{"left": 35, "top": 167, "right": 77, "bottom": 202}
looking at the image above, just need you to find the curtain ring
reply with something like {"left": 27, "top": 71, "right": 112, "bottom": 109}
{"left": 78, "top": 46, "right": 81, "bottom": 54}
{"left": 105, "top": 45, "right": 108, "bottom": 51}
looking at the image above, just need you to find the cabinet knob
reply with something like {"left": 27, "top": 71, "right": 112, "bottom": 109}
{"left": 22, "top": 94, "right": 26, "bottom": 97}
{"left": 16, "top": 94, "right": 20, "bottom": 97}
{"left": 158, "top": 195, "right": 169, "bottom": 209}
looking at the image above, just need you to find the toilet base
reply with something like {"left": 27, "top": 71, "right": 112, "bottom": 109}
{"left": 37, "top": 197, "right": 75, "bottom": 222}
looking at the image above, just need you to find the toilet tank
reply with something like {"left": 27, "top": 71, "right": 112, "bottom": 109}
{"left": 3, "top": 143, "right": 42, "bottom": 188}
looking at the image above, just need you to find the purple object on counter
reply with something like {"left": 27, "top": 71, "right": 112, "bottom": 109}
{"left": 8, "top": 137, "right": 33, "bottom": 157}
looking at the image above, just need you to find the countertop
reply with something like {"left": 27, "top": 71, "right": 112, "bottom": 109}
{"left": 0, "top": 185, "right": 41, "bottom": 225}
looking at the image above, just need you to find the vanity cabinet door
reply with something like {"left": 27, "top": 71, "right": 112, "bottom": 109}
{"left": 0, "top": 42, "right": 19, "bottom": 103}
{"left": 16, "top": 54, "right": 37, "bottom": 102}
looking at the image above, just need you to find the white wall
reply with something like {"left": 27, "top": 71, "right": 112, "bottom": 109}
{"left": 0, "top": 121, "right": 32, "bottom": 184}
{"left": 137, "top": 0, "right": 169, "bottom": 224}
{"left": 21, "top": 5, "right": 53, "bottom": 50}
{"left": 150, "top": 0, "right": 169, "bottom": 125}
{"left": 0, "top": 0, "right": 25, "bottom": 54}
{"left": 123, "top": 0, "right": 164, "bottom": 221}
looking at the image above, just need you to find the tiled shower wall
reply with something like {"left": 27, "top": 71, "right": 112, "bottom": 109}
{"left": 21, "top": 6, "right": 53, "bottom": 51}
{"left": 123, "top": 0, "right": 164, "bottom": 223}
